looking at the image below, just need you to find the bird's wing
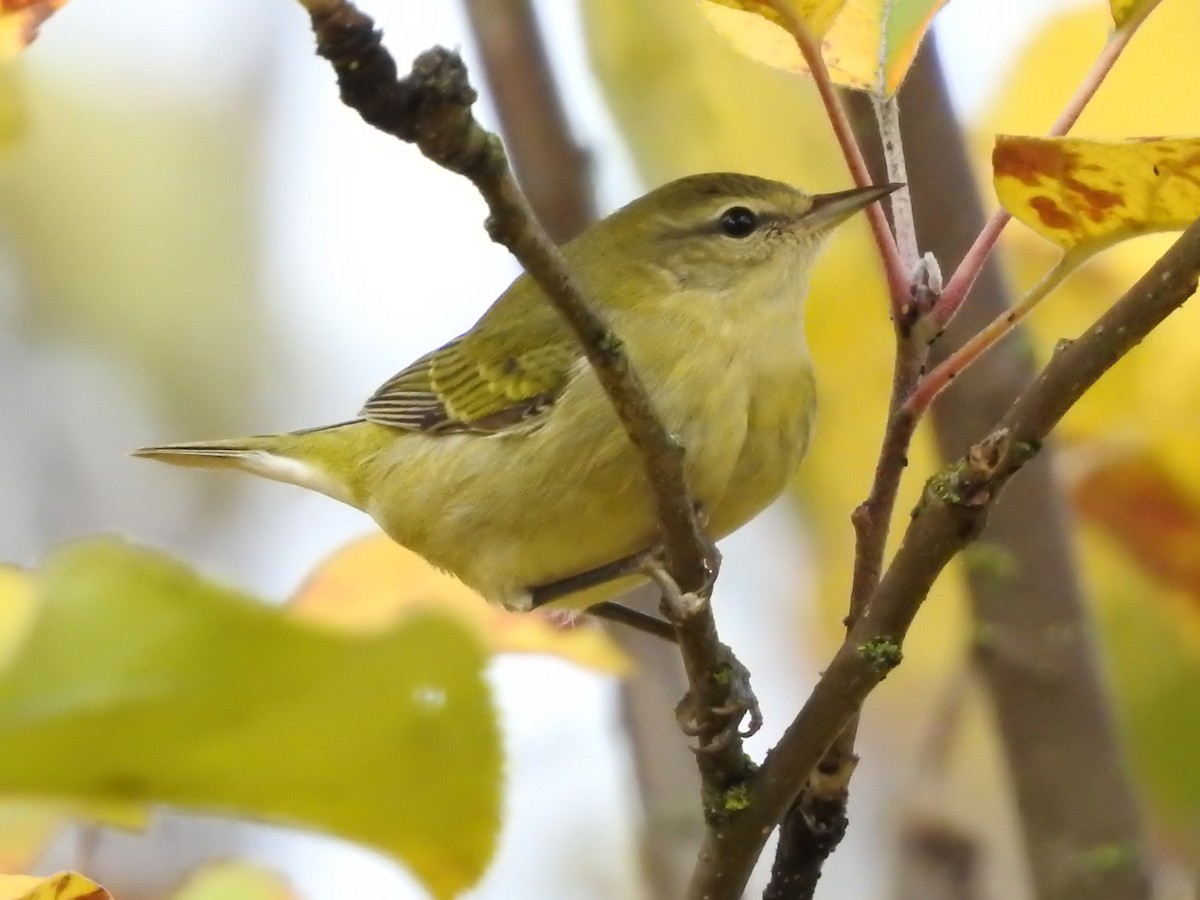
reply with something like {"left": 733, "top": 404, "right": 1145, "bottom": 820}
{"left": 360, "top": 317, "right": 584, "bottom": 436}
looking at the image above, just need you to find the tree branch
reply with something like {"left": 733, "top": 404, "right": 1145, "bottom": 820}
{"left": 303, "top": 2, "right": 714, "bottom": 583}
{"left": 301, "top": 0, "right": 755, "bottom": 868}
{"left": 908, "top": 39, "right": 1153, "bottom": 900}
{"left": 687, "top": 210, "right": 1200, "bottom": 900}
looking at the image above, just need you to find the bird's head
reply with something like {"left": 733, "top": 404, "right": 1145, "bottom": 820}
{"left": 581, "top": 173, "right": 899, "bottom": 304}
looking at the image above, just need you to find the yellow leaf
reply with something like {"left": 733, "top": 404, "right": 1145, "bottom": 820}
{"left": 0, "top": 539, "right": 501, "bottom": 900}
{"left": 0, "top": 872, "right": 109, "bottom": 900}
{"left": 702, "top": 0, "right": 948, "bottom": 95}
{"left": 706, "top": 0, "right": 848, "bottom": 39}
{"left": 289, "top": 535, "right": 631, "bottom": 676}
{"left": 0, "top": 798, "right": 148, "bottom": 873}
{"left": 171, "top": 861, "right": 297, "bottom": 900}
{"left": 0, "top": 0, "right": 66, "bottom": 60}
{"left": 994, "top": 136, "right": 1200, "bottom": 255}
{"left": 0, "top": 566, "right": 35, "bottom": 669}
{"left": 1109, "top": 0, "right": 1162, "bottom": 30}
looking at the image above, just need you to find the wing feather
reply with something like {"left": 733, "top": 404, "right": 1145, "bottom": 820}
{"left": 360, "top": 305, "right": 583, "bottom": 435}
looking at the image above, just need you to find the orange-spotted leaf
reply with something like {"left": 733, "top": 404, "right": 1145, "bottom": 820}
{"left": 702, "top": 0, "right": 948, "bottom": 95}
{"left": 289, "top": 535, "right": 630, "bottom": 676}
{"left": 994, "top": 136, "right": 1200, "bottom": 255}
{"left": 1110, "top": 0, "right": 1162, "bottom": 30}
{"left": 1074, "top": 453, "right": 1200, "bottom": 615}
{"left": 0, "top": 872, "right": 109, "bottom": 900}
{"left": 0, "top": 0, "right": 66, "bottom": 60}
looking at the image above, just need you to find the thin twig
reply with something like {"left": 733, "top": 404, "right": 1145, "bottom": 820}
{"left": 765, "top": 0, "right": 908, "bottom": 306}
{"left": 688, "top": 214, "right": 1200, "bottom": 900}
{"left": 905, "top": 254, "right": 1076, "bottom": 417}
{"left": 300, "top": 0, "right": 756, "bottom": 864}
{"left": 932, "top": 17, "right": 1151, "bottom": 329}
{"left": 764, "top": 81, "right": 930, "bottom": 900}
{"left": 873, "top": 94, "right": 919, "bottom": 272}
{"left": 302, "top": 3, "right": 714, "bottom": 590}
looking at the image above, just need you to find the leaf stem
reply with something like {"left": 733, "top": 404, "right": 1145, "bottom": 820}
{"left": 907, "top": 254, "right": 1077, "bottom": 418}
{"left": 932, "top": 16, "right": 1150, "bottom": 328}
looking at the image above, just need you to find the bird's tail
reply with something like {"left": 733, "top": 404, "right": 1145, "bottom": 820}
{"left": 132, "top": 421, "right": 366, "bottom": 506}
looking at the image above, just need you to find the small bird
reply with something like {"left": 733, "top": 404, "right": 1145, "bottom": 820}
{"left": 135, "top": 173, "right": 894, "bottom": 610}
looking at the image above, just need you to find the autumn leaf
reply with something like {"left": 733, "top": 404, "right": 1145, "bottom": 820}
{"left": 0, "top": 0, "right": 66, "bottom": 60}
{"left": 0, "top": 872, "right": 109, "bottom": 900}
{"left": 1073, "top": 452, "right": 1200, "bottom": 619}
{"left": 289, "top": 535, "right": 630, "bottom": 676}
{"left": 702, "top": 0, "right": 949, "bottom": 95}
{"left": 0, "top": 540, "right": 501, "bottom": 900}
{"left": 994, "top": 136, "right": 1200, "bottom": 256}
{"left": 1109, "top": 0, "right": 1162, "bottom": 31}
{"left": 706, "top": 0, "right": 848, "bottom": 39}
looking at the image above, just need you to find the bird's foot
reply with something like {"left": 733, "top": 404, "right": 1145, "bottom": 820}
{"left": 676, "top": 642, "right": 762, "bottom": 752}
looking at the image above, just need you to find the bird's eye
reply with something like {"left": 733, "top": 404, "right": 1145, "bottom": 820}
{"left": 718, "top": 206, "right": 759, "bottom": 238}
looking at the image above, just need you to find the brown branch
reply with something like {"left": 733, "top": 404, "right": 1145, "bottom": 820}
{"left": 687, "top": 208, "right": 1200, "bottom": 900}
{"left": 908, "top": 39, "right": 1153, "bottom": 900}
{"left": 303, "top": 3, "right": 713, "bottom": 585}
{"left": 302, "top": 1, "right": 755, "bottom": 871}
{"left": 764, "top": 77, "right": 931, "bottom": 898}
{"left": 457, "top": 10, "right": 706, "bottom": 892}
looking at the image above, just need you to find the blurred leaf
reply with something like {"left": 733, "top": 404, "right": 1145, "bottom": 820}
{"left": 701, "top": 0, "right": 948, "bottom": 95}
{"left": 583, "top": 0, "right": 841, "bottom": 184}
{"left": 1109, "top": 0, "right": 1161, "bottom": 30}
{"left": 994, "top": 135, "right": 1200, "bottom": 255}
{"left": 0, "top": 802, "right": 61, "bottom": 873}
{"left": 170, "top": 861, "right": 297, "bottom": 900}
{"left": 982, "top": 0, "right": 1200, "bottom": 860}
{"left": 0, "top": 68, "right": 267, "bottom": 438}
{"left": 290, "top": 535, "right": 630, "bottom": 676}
{"left": 0, "top": 872, "right": 109, "bottom": 900}
{"left": 0, "top": 539, "right": 501, "bottom": 899}
{"left": 1073, "top": 452, "right": 1200, "bottom": 611}
{"left": 705, "top": 0, "right": 848, "bottom": 38}
{"left": 0, "top": 0, "right": 66, "bottom": 60}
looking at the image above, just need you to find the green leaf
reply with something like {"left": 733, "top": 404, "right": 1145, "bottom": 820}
{"left": 0, "top": 540, "right": 500, "bottom": 900}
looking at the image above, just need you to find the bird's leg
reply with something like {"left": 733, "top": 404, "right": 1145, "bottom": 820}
{"left": 643, "top": 559, "right": 763, "bottom": 748}
{"left": 527, "top": 547, "right": 662, "bottom": 608}
{"left": 588, "top": 601, "right": 676, "bottom": 642}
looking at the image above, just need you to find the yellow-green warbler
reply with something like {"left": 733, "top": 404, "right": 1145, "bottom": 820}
{"left": 136, "top": 173, "right": 894, "bottom": 609}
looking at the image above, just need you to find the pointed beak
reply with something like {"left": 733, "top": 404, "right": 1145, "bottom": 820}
{"left": 802, "top": 182, "right": 903, "bottom": 231}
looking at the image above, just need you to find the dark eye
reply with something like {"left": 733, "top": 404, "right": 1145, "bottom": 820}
{"left": 718, "top": 206, "right": 758, "bottom": 238}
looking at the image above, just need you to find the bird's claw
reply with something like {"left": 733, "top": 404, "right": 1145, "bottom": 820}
{"left": 675, "top": 643, "right": 761, "bottom": 752}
